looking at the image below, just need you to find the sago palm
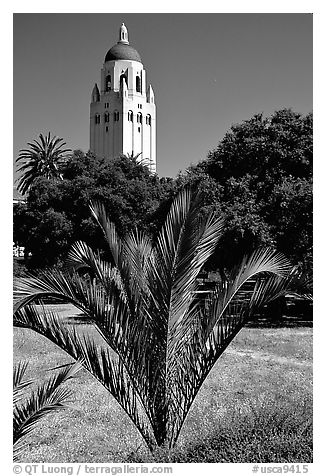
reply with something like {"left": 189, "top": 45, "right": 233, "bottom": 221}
{"left": 14, "top": 188, "right": 297, "bottom": 451}
{"left": 13, "top": 360, "right": 82, "bottom": 461}
{"left": 15, "top": 132, "right": 71, "bottom": 195}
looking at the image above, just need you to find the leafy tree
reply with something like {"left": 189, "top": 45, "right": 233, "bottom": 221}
{"left": 13, "top": 360, "right": 82, "bottom": 461}
{"left": 14, "top": 110, "right": 312, "bottom": 275}
{"left": 14, "top": 189, "right": 297, "bottom": 452}
{"left": 13, "top": 202, "right": 29, "bottom": 248}
{"left": 204, "top": 109, "right": 312, "bottom": 185}
{"left": 27, "top": 208, "right": 74, "bottom": 269}
{"left": 183, "top": 109, "right": 313, "bottom": 273}
{"left": 15, "top": 133, "right": 71, "bottom": 195}
{"left": 209, "top": 175, "right": 274, "bottom": 274}
{"left": 16, "top": 151, "right": 172, "bottom": 269}
{"left": 267, "top": 176, "right": 312, "bottom": 272}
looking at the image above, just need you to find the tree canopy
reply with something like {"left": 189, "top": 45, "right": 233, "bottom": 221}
{"left": 14, "top": 109, "right": 312, "bottom": 274}
{"left": 204, "top": 109, "right": 312, "bottom": 184}
{"left": 178, "top": 109, "right": 312, "bottom": 273}
{"left": 14, "top": 152, "right": 174, "bottom": 268}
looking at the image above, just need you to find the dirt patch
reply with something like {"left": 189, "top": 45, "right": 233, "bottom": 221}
{"left": 225, "top": 347, "right": 312, "bottom": 367}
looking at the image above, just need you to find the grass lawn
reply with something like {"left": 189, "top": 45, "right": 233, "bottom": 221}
{"left": 14, "top": 305, "right": 313, "bottom": 463}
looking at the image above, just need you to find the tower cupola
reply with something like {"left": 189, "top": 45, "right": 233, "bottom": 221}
{"left": 104, "top": 23, "right": 142, "bottom": 63}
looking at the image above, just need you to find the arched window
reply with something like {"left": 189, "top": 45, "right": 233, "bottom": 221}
{"left": 120, "top": 73, "right": 128, "bottom": 88}
{"left": 136, "top": 75, "right": 141, "bottom": 93}
{"left": 137, "top": 113, "right": 142, "bottom": 124}
{"left": 128, "top": 111, "right": 133, "bottom": 122}
{"left": 146, "top": 114, "right": 151, "bottom": 126}
{"left": 106, "top": 74, "right": 112, "bottom": 91}
{"left": 95, "top": 114, "right": 100, "bottom": 124}
{"left": 114, "top": 111, "right": 120, "bottom": 122}
{"left": 104, "top": 113, "right": 110, "bottom": 123}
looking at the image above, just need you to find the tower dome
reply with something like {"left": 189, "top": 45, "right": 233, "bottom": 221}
{"left": 105, "top": 43, "right": 142, "bottom": 63}
{"left": 104, "top": 23, "right": 142, "bottom": 63}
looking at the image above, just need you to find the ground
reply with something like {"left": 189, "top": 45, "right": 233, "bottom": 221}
{"left": 13, "top": 304, "right": 313, "bottom": 463}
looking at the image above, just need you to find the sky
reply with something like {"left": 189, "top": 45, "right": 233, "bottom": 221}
{"left": 13, "top": 13, "right": 312, "bottom": 180}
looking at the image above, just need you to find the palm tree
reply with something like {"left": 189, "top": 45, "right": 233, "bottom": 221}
{"left": 13, "top": 360, "right": 82, "bottom": 461}
{"left": 125, "top": 152, "right": 142, "bottom": 161}
{"left": 124, "top": 152, "right": 155, "bottom": 173}
{"left": 13, "top": 188, "right": 298, "bottom": 451}
{"left": 15, "top": 133, "right": 71, "bottom": 195}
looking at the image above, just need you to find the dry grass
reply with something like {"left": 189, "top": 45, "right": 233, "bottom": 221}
{"left": 13, "top": 306, "right": 312, "bottom": 463}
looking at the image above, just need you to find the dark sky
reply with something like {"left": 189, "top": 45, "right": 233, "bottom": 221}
{"left": 13, "top": 13, "right": 312, "bottom": 179}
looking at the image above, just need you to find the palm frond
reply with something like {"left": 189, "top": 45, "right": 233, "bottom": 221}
{"left": 14, "top": 268, "right": 100, "bottom": 314}
{"left": 89, "top": 201, "right": 154, "bottom": 319}
{"left": 152, "top": 188, "right": 224, "bottom": 328}
{"left": 13, "top": 360, "right": 82, "bottom": 460}
{"left": 169, "top": 210, "right": 224, "bottom": 329}
{"left": 13, "top": 361, "right": 33, "bottom": 406}
{"left": 89, "top": 201, "right": 122, "bottom": 267}
{"left": 165, "top": 248, "right": 292, "bottom": 446}
{"left": 14, "top": 304, "right": 156, "bottom": 449}
{"left": 66, "top": 240, "right": 124, "bottom": 293}
{"left": 13, "top": 361, "right": 28, "bottom": 389}
{"left": 203, "top": 248, "right": 291, "bottom": 339}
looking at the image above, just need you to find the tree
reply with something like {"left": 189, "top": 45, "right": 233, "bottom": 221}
{"left": 13, "top": 360, "right": 82, "bottom": 461}
{"left": 26, "top": 208, "right": 75, "bottom": 269}
{"left": 13, "top": 202, "right": 28, "bottom": 248}
{"left": 184, "top": 109, "right": 313, "bottom": 273}
{"left": 209, "top": 174, "right": 275, "bottom": 274}
{"left": 204, "top": 109, "right": 312, "bottom": 185}
{"left": 15, "top": 133, "right": 71, "bottom": 195}
{"left": 14, "top": 189, "right": 296, "bottom": 452}
{"left": 267, "top": 176, "right": 312, "bottom": 272}
{"left": 15, "top": 151, "right": 173, "bottom": 269}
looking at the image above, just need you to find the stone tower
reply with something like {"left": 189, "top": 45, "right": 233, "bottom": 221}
{"left": 90, "top": 23, "right": 156, "bottom": 173}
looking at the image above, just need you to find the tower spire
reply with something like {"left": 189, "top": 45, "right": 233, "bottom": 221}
{"left": 119, "top": 23, "right": 129, "bottom": 45}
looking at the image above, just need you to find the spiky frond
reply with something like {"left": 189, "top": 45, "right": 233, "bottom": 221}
{"left": 202, "top": 248, "right": 291, "bottom": 339}
{"left": 13, "top": 361, "right": 33, "bottom": 406}
{"left": 13, "top": 360, "right": 82, "bottom": 461}
{"left": 153, "top": 188, "right": 225, "bottom": 329}
{"left": 14, "top": 304, "right": 156, "bottom": 449}
{"left": 13, "top": 188, "right": 301, "bottom": 451}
